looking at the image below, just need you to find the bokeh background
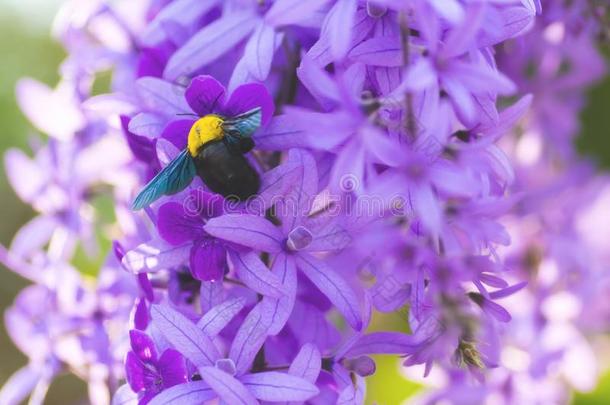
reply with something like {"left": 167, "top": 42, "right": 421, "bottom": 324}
{"left": 0, "top": 1, "right": 608, "bottom": 404}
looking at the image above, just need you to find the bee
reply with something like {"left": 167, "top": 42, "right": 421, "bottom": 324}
{"left": 131, "top": 108, "right": 262, "bottom": 210}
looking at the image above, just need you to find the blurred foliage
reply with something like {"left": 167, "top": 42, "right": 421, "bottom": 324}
{"left": 577, "top": 75, "right": 610, "bottom": 169}
{"left": 0, "top": 10, "right": 89, "bottom": 404}
{"left": 366, "top": 355, "right": 422, "bottom": 405}
{"left": 574, "top": 371, "right": 610, "bottom": 405}
{"left": 0, "top": 8, "right": 62, "bottom": 379}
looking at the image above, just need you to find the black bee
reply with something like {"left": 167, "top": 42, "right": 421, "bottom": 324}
{"left": 132, "top": 108, "right": 261, "bottom": 210}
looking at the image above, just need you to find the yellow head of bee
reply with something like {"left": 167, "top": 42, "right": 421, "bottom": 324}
{"left": 187, "top": 115, "right": 225, "bottom": 156}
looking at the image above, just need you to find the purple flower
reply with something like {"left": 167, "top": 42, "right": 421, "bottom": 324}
{"left": 204, "top": 149, "right": 363, "bottom": 331}
{"left": 143, "top": 302, "right": 319, "bottom": 404}
{"left": 174, "top": 74, "right": 274, "bottom": 139}
{"left": 125, "top": 330, "right": 188, "bottom": 404}
{"left": 156, "top": 190, "right": 227, "bottom": 281}
{"left": 128, "top": 74, "right": 274, "bottom": 143}
{"left": 162, "top": 0, "right": 330, "bottom": 84}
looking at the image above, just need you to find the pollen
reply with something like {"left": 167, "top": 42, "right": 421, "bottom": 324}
{"left": 188, "top": 115, "right": 224, "bottom": 156}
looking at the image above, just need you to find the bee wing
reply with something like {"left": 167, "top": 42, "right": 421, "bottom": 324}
{"left": 222, "top": 107, "right": 262, "bottom": 140}
{"left": 132, "top": 149, "right": 196, "bottom": 210}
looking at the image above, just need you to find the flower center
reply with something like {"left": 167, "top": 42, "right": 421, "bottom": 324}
{"left": 286, "top": 226, "right": 313, "bottom": 251}
{"left": 188, "top": 115, "right": 225, "bottom": 156}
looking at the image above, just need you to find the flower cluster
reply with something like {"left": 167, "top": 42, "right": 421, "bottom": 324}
{"left": 1, "top": 1, "right": 608, "bottom": 404}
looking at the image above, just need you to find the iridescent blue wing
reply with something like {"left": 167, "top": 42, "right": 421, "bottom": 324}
{"left": 131, "top": 149, "right": 196, "bottom": 210}
{"left": 222, "top": 107, "right": 262, "bottom": 145}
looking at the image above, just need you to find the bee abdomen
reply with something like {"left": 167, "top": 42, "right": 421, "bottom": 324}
{"left": 194, "top": 140, "right": 260, "bottom": 201}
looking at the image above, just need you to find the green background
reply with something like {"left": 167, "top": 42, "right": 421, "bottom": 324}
{"left": 0, "top": 4, "right": 608, "bottom": 404}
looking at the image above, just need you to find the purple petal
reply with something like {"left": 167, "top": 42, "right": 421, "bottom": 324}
{"left": 185, "top": 188, "right": 226, "bottom": 218}
{"left": 478, "top": 273, "right": 509, "bottom": 289}
{"left": 400, "top": 58, "right": 437, "bottom": 92}
{"left": 305, "top": 221, "right": 353, "bottom": 252}
{"left": 489, "top": 281, "right": 528, "bottom": 300}
{"left": 111, "top": 384, "right": 138, "bottom": 405}
{"left": 134, "top": 298, "right": 150, "bottom": 330}
{"left": 199, "top": 367, "right": 258, "bottom": 405}
{"left": 128, "top": 113, "right": 167, "bottom": 138}
{"left": 261, "top": 253, "right": 297, "bottom": 335}
{"left": 479, "top": 94, "right": 532, "bottom": 137}
{"left": 16, "top": 78, "right": 84, "bottom": 141}
{"left": 151, "top": 304, "right": 221, "bottom": 367}
{"left": 204, "top": 214, "right": 283, "bottom": 252}
{"left": 325, "top": 0, "right": 358, "bottom": 60}
{"left": 229, "top": 302, "right": 272, "bottom": 375}
{"left": 10, "top": 216, "right": 58, "bottom": 259}
{"left": 250, "top": 162, "right": 301, "bottom": 214}
{"left": 138, "top": 273, "right": 155, "bottom": 302}
{"left": 147, "top": 382, "right": 216, "bottom": 405}
{"left": 164, "top": 13, "right": 258, "bottom": 80}
{"left": 429, "top": 0, "right": 464, "bottom": 24}
{"left": 229, "top": 250, "right": 284, "bottom": 298}
{"left": 448, "top": 61, "right": 516, "bottom": 95}
{"left": 429, "top": 162, "right": 478, "bottom": 197}
{"left": 142, "top": 0, "right": 220, "bottom": 45}
{"left": 241, "top": 372, "right": 319, "bottom": 401}
{"left": 443, "top": 76, "right": 476, "bottom": 125}
{"left": 161, "top": 119, "right": 195, "bottom": 150}
{"left": 125, "top": 351, "right": 155, "bottom": 392}
{"left": 329, "top": 139, "right": 365, "bottom": 194}
{"left": 296, "top": 254, "right": 362, "bottom": 330}
{"left": 345, "top": 356, "right": 376, "bottom": 377}
{"left": 242, "top": 23, "right": 278, "bottom": 81}
{"left": 200, "top": 281, "right": 224, "bottom": 312}
{"left": 277, "top": 149, "right": 318, "bottom": 234}
{"left": 411, "top": 184, "right": 442, "bottom": 235}
{"left": 288, "top": 302, "right": 341, "bottom": 350}
{"left": 121, "top": 116, "right": 158, "bottom": 164}
{"left": 288, "top": 343, "right": 322, "bottom": 383}
{"left": 157, "top": 202, "right": 205, "bottom": 245}
{"left": 348, "top": 36, "right": 403, "bottom": 67}
{"left": 296, "top": 55, "right": 341, "bottom": 108}
{"left": 222, "top": 82, "right": 275, "bottom": 125}
{"left": 197, "top": 297, "right": 247, "bottom": 336}
{"left": 136, "top": 77, "right": 190, "bottom": 116}
{"left": 157, "top": 349, "right": 188, "bottom": 388}
{"left": 479, "top": 6, "right": 535, "bottom": 46}
{"left": 137, "top": 42, "right": 175, "bottom": 79}
{"left": 337, "top": 374, "right": 365, "bottom": 405}
{"left": 308, "top": 9, "right": 374, "bottom": 67}
{"left": 253, "top": 114, "right": 313, "bottom": 150}
{"left": 129, "top": 330, "right": 158, "bottom": 362}
{"left": 0, "top": 366, "right": 43, "bottom": 405}
{"left": 469, "top": 294, "right": 512, "bottom": 322}
{"left": 190, "top": 239, "right": 226, "bottom": 282}
{"left": 265, "top": 0, "right": 330, "bottom": 27}
{"left": 347, "top": 62, "right": 369, "bottom": 101}
{"left": 361, "top": 293, "right": 373, "bottom": 331}
{"left": 442, "top": 3, "right": 486, "bottom": 59}
{"left": 4, "top": 148, "right": 47, "bottom": 204}
{"left": 279, "top": 107, "right": 354, "bottom": 150}
{"left": 473, "top": 93, "right": 500, "bottom": 127}
{"left": 345, "top": 332, "right": 418, "bottom": 358}
{"left": 122, "top": 238, "right": 190, "bottom": 274}
{"left": 185, "top": 75, "right": 226, "bottom": 116}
